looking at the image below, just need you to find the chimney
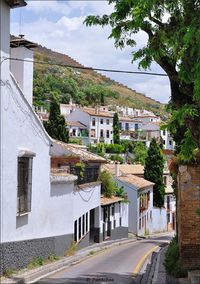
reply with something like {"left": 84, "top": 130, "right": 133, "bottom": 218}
{"left": 115, "top": 161, "right": 120, "bottom": 177}
{"left": 10, "top": 36, "right": 37, "bottom": 106}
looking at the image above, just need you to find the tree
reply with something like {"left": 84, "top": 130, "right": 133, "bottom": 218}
{"left": 144, "top": 138, "right": 165, "bottom": 208}
{"left": 113, "top": 112, "right": 120, "bottom": 144}
{"left": 98, "top": 170, "right": 116, "bottom": 197}
{"left": 85, "top": 1, "right": 200, "bottom": 161}
{"left": 132, "top": 142, "right": 147, "bottom": 165}
{"left": 44, "top": 92, "right": 69, "bottom": 143}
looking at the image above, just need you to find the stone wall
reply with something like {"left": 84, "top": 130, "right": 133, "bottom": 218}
{"left": 0, "top": 234, "right": 73, "bottom": 274}
{"left": 178, "top": 164, "right": 200, "bottom": 271}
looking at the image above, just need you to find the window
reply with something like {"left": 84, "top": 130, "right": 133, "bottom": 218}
{"left": 167, "top": 196, "right": 170, "bottom": 210}
{"left": 167, "top": 213, "right": 170, "bottom": 223}
{"left": 78, "top": 217, "right": 81, "bottom": 240}
{"left": 163, "top": 130, "right": 166, "bottom": 136}
{"left": 106, "top": 119, "right": 109, "bottom": 125}
{"left": 119, "top": 123, "right": 122, "bottom": 130}
{"left": 82, "top": 215, "right": 85, "bottom": 235}
{"left": 135, "top": 123, "right": 139, "bottom": 131}
{"left": 100, "top": 118, "right": 104, "bottom": 124}
{"left": 163, "top": 176, "right": 167, "bottom": 186}
{"left": 17, "top": 156, "right": 33, "bottom": 215}
{"left": 169, "top": 140, "right": 172, "bottom": 145}
{"left": 100, "top": 129, "right": 104, "bottom": 138}
{"left": 72, "top": 129, "right": 76, "bottom": 136}
{"left": 92, "top": 118, "right": 96, "bottom": 126}
{"left": 106, "top": 130, "right": 110, "bottom": 138}
{"left": 163, "top": 140, "right": 166, "bottom": 145}
{"left": 139, "top": 218, "right": 141, "bottom": 229}
{"left": 111, "top": 204, "right": 115, "bottom": 216}
{"left": 90, "top": 129, "right": 96, "bottom": 137}
{"left": 125, "top": 123, "right": 129, "bottom": 130}
{"left": 86, "top": 212, "right": 88, "bottom": 232}
{"left": 74, "top": 220, "right": 77, "bottom": 242}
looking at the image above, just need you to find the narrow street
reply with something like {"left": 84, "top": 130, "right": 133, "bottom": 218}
{"left": 37, "top": 235, "right": 171, "bottom": 284}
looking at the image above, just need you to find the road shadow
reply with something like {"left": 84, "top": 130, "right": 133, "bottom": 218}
{"left": 36, "top": 272, "right": 137, "bottom": 284}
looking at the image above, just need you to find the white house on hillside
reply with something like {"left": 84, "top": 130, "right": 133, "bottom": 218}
{"left": 67, "top": 107, "right": 114, "bottom": 145}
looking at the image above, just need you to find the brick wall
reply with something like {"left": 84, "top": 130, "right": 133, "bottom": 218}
{"left": 178, "top": 164, "right": 200, "bottom": 271}
{"left": 51, "top": 156, "right": 80, "bottom": 168}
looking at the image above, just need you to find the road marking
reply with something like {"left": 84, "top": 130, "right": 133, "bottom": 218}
{"left": 132, "top": 245, "right": 159, "bottom": 275}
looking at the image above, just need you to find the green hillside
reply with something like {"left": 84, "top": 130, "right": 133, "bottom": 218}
{"left": 33, "top": 44, "right": 164, "bottom": 115}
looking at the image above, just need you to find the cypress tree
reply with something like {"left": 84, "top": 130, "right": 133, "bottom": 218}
{"left": 144, "top": 138, "right": 165, "bottom": 208}
{"left": 113, "top": 112, "right": 120, "bottom": 144}
{"left": 44, "top": 92, "right": 69, "bottom": 143}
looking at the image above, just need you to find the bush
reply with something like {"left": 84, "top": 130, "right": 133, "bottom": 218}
{"left": 98, "top": 170, "right": 116, "bottom": 197}
{"left": 164, "top": 237, "right": 185, "bottom": 278}
{"left": 109, "top": 154, "right": 124, "bottom": 164}
{"left": 105, "top": 144, "right": 125, "bottom": 154}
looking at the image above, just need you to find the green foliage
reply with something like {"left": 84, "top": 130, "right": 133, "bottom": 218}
{"left": 132, "top": 142, "right": 148, "bottom": 165}
{"left": 27, "top": 256, "right": 44, "bottom": 269}
{"left": 65, "top": 241, "right": 77, "bottom": 257}
{"left": 98, "top": 170, "right": 116, "bottom": 198}
{"left": 115, "top": 186, "right": 126, "bottom": 198}
{"left": 75, "top": 162, "right": 85, "bottom": 180}
{"left": 85, "top": 0, "right": 200, "bottom": 160}
{"left": 48, "top": 255, "right": 59, "bottom": 262}
{"left": 69, "top": 137, "right": 82, "bottom": 145}
{"left": 44, "top": 92, "right": 69, "bottom": 143}
{"left": 113, "top": 113, "right": 120, "bottom": 144}
{"left": 164, "top": 237, "right": 185, "bottom": 278}
{"left": 144, "top": 138, "right": 165, "bottom": 208}
{"left": 105, "top": 143, "right": 125, "bottom": 154}
{"left": 109, "top": 154, "right": 124, "bottom": 164}
{"left": 97, "top": 143, "right": 106, "bottom": 157}
{"left": 196, "top": 208, "right": 200, "bottom": 217}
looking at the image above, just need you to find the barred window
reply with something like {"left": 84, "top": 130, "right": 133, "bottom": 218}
{"left": 17, "top": 157, "right": 33, "bottom": 215}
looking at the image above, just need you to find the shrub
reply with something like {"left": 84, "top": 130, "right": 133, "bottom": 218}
{"left": 164, "top": 237, "right": 185, "bottom": 278}
{"left": 105, "top": 144, "right": 125, "bottom": 154}
{"left": 109, "top": 154, "right": 124, "bottom": 164}
{"left": 98, "top": 170, "right": 116, "bottom": 197}
{"left": 65, "top": 241, "right": 77, "bottom": 257}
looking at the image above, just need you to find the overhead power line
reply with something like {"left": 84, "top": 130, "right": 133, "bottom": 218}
{"left": 3, "top": 57, "right": 168, "bottom": 77}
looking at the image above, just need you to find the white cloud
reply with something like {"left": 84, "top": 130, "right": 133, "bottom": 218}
{"left": 11, "top": 1, "right": 170, "bottom": 104}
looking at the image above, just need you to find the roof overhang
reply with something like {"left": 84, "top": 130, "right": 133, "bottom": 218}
{"left": 6, "top": 0, "right": 27, "bottom": 8}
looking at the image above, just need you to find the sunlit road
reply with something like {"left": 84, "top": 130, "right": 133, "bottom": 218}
{"left": 37, "top": 235, "right": 172, "bottom": 284}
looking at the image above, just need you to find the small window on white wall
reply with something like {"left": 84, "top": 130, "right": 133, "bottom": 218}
{"left": 17, "top": 156, "right": 33, "bottom": 215}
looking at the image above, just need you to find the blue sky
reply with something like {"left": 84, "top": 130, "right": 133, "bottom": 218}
{"left": 11, "top": 0, "right": 170, "bottom": 104}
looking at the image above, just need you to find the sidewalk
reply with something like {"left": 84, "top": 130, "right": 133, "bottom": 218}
{"left": 136, "top": 244, "right": 190, "bottom": 284}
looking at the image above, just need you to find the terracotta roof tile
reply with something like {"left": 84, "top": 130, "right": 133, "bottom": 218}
{"left": 101, "top": 196, "right": 124, "bottom": 206}
{"left": 116, "top": 175, "right": 154, "bottom": 190}
{"left": 102, "top": 164, "right": 144, "bottom": 176}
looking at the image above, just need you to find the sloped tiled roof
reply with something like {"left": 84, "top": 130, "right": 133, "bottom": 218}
{"left": 52, "top": 140, "right": 107, "bottom": 163}
{"left": 102, "top": 164, "right": 144, "bottom": 176}
{"left": 101, "top": 196, "right": 124, "bottom": 206}
{"left": 116, "top": 175, "right": 154, "bottom": 190}
{"left": 82, "top": 107, "right": 113, "bottom": 118}
{"left": 67, "top": 121, "right": 87, "bottom": 128}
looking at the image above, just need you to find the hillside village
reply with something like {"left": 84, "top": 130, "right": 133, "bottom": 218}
{"left": 0, "top": 0, "right": 175, "bottom": 275}
{"left": 1, "top": 1, "right": 200, "bottom": 283}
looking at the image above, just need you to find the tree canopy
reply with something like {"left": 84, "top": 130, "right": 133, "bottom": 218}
{"left": 44, "top": 92, "right": 69, "bottom": 143}
{"left": 113, "top": 112, "right": 120, "bottom": 144}
{"left": 144, "top": 138, "right": 165, "bottom": 208}
{"left": 85, "top": 0, "right": 200, "bottom": 161}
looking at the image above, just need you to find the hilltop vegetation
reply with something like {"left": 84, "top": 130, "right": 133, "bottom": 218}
{"left": 33, "top": 45, "right": 164, "bottom": 115}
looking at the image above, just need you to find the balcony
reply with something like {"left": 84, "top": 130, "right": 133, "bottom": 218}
{"left": 70, "top": 166, "right": 100, "bottom": 185}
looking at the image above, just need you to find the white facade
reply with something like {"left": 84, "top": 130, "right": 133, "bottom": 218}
{"left": 67, "top": 108, "right": 114, "bottom": 144}
{"left": 115, "top": 177, "right": 154, "bottom": 236}
{"left": 161, "top": 129, "right": 175, "bottom": 150}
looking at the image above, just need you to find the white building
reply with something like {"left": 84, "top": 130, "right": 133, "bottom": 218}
{"left": 67, "top": 107, "right": 114, "bottom": 144}
{"left": 115, "top": 174, "right": 154, "bottom": 236}
{"left": 0, "top": 0, "right": 81, "bottom": 273}
{"left": 161, "top": 129, "right": 175, "bottom": 150}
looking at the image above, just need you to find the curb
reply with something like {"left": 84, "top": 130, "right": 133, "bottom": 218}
{"left": 1, "top": 237, "right": 138, "bottom": 284}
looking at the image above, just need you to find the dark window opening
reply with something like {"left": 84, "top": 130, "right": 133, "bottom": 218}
{"left": 17, "top": 157, "right": 33, "bottom": 215}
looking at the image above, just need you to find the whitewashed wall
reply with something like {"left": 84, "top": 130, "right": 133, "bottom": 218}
{"left": 151, "top": 207, "right": 167, "bottom": 233}
{"left": 73, "top": 183, "right": 101, "bottom": 221}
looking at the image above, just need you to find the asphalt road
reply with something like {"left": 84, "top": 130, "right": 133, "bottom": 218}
{"left": 37, "top": 236, "right": 171, "bottom": 284}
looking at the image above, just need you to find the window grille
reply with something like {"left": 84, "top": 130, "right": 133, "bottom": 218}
{"left": 17, "top": 157, "right": 33, "bottom": 215}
